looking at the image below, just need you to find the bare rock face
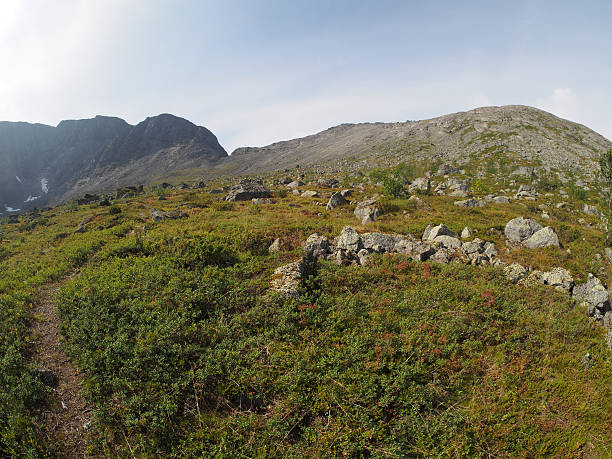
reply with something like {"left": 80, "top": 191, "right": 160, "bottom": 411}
{"left": 224, "top": 179, "right": 271, "bottom": 201}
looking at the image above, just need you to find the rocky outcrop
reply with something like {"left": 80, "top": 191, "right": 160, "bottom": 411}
{"left": 326, "top": 192, "right": 347, "bottom": 210}
{"left": 504, "top": 217, "right": 542, "bottom": 243}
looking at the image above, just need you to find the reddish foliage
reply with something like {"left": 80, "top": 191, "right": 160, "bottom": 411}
{"left": 481, "top": 290, "right": 495, "bottom": 307}
{"left": 422, "top": 263, "right": 432, "bottom": 280}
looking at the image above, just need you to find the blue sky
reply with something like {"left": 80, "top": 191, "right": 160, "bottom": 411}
{"left": 1, "top": 0, "right": 610, "bottom": 152}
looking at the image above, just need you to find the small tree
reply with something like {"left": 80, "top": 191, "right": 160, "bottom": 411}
{"left": 598, "top": 149, "right": 612, "bottom": 243}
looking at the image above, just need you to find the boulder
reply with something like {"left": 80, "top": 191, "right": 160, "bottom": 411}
{"left": 408, "top": 177, "right": 430, "bottom": 193}
{"left": 225, "top": 179, "right": 272, "bottom": 201}
{"left": 460, "top": 227, "right": 473, "bottom": 239}
{"left": 423, "top": 223, "right": 454, "bottom": 241}
{"left": 326, "top": 192, "right": 347, "bottom": 210}
{"left": 317, "top": 178, "right": 340, "bottom": 188}
{"left": 433, "top": 235, "right": 462, "bottom": 251}
{"left": 270, "top": 262, "right": 303, "bottom": 298}
{"left": 303, "top": 234, "right": 330, "bottom": 260}
{"left": 437, "top": 164, "right": 460, "bottom": 176}
{"left": 492, "top": 196, "right": 510, "bottom": 204}
{"left": 516, "top": 184, "right": 538, "bottom": 198}
{"left": 454, "top": 198, "right": 486, "bottom": 208}
{"left": 504, "top": 263, "right": 528, "bottom": 283}
{"left": 572, "top": 273, "right": 610, "bottom": 320}
{"left": 354, "top": 199, "right": 379, "bottom": 224}
{"left": 504, "top": 217, "right": 542, "bottom": 243}
{"left": 301, "top": 190, "right": 319, "bottom": 198}
{"left": 522, "top": 227, "right": 560, "bottom": 249}
{"left": 287, "top": 180, "right": 305, "bottom": 189}
{"left": 541, "top": 267, "right": 574, "bottom": 292}
{"left": 334, "top": 226, "right": 362, "bottom": 253}
{"left": 268, "top": 238, "right": 282, "bottom": 254}
{"left": 361, "top": 232, "right": 401, "bottom": 253}
{"left": 583, "top": 204, "right": 599, "bottom": 216}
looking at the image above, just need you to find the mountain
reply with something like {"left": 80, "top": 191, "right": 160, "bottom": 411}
{"left": 0, "top": 114, "right": 227, "bottom": 212}
{"left": 2, "top": 105, "right": 611, "bottom": 213}
{"left": 219, "top": 105, "right": 611, "bottom": 177}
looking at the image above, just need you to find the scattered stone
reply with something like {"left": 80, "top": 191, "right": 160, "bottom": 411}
{"left": 504, "top": 217, "right": 542, "bottom": 243}
{"left": 583, "top": 204, "right": 599, "bottom": 216}
{"left": 317, "top": 178, "right": 340, "bottom": 188}
{"left": 268, "top": 238, "right": 282, "bottom": 254}
{"left": 504, "top": 263, "right": 529, "bottom": 283}
{"left": 522, "top": 227, "right": 560, "bottom": 249}
{"left": 301, "top": 190, "right": 319, "bottom": 198}
{"left": 354, "top": 198, "right": 379, "bottom": 224}
{"left": 340, "top": 189, "right": 353, "bottom": 197}
{"left": 224, "top": 179, "right": 271, "bottom": 201}
{"left": 270, "top": 262, "right": 303, "bottom": 298}
{"left": 326, "top": 192, "right": 347, "bottom": 210}
{"left": 581, "top": 353, "right": 593, "bottom": 369}
{"left": 454, "top": 198, "right": 486, "bottom": 208}
{"left": 461, "top": 227, "right": 473, "bottom": 239}
{"left": 252, "top": 198, "right": 275, "bottom": 205}
{"left": 492, "top": 196, "right": 510, "bottom": 204}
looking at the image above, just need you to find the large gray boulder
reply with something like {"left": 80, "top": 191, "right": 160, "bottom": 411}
{"left": 504, "top": 217, "right": 542, "bottom": 243}
{"left": 326, "top": 192, "right": 347, "bottom": 210}
{"left": 522, "top": 227, "right": 560, "bottom": 249}
{"left": 225, "top": 179, "right": 271, "bottom": 201}
{"left": 433, "top": 235, "right": 462, "bottom": 251}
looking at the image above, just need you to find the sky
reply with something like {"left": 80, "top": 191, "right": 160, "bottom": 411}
{"left": 0, "top": 0, "right": 610, "bottom": 153}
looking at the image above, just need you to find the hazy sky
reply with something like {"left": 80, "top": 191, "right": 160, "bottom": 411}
{"left": 1, "top": 0, "right": 610, "bottom": 152}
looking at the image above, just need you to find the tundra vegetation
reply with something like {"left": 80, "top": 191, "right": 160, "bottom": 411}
{"left": 0, "top": 154, "right": 611, "bottom": 457}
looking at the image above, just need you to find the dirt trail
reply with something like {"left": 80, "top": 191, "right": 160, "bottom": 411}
{"left": 31, "top": 275, "right": 93, "bottom": 458}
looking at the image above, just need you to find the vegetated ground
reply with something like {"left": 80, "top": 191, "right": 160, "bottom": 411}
{"left": 0, "top": 156, "right": 611, "bottom": 457}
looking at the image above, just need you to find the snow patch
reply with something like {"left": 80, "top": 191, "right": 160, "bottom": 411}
{"left": 24, "top": 195, "right": 40, "bottom": 203}
{"left": 15, "top": 175, "right": 22, "bottom": 183}
{"left": 5, "top": 206, "right": 21, "bottom": 212}
{"left": 41, "top": 178, "right": 49, "bottom": 194}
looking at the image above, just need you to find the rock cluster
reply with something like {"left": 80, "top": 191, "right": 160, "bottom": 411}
{"left": 149, "top": 208, "right": 188, "bottom": 221}
{"left": 302, "top": 224, "right": 502, "bottom": 268}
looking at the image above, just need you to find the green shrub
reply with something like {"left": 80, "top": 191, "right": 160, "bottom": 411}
{"left": 108, "top": 205, "right": 121, "bottom": 215}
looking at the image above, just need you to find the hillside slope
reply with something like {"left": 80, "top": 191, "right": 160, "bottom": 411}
{"left": 220, "top": 105, "right": 611, "bottom": 178}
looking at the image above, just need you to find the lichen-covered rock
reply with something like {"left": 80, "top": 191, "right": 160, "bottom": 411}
{"left": 522, "top": 227, "right": 560, "bottom": 249}
{"left": 504, "top": 217, "right": 542, "bottom": 243}
{"left": 541, "top": 267, "right": 574, "bottom": 292}
{"left": 408, "top": 177, "right": 430, "bottom": 192}
{"left": 504, "top": 263, "right": 529, "bottom": 283}
{"left": 303, "top": 233, "right": 330, "bottom": 260}
{"left": 270, "top": 261, "right": 303, "bottom": 298}
{"left": 301, "top": 190, "right": 319, "bottom": 198}
{"left": 334, "top": 226, "right": 362, "bottom": 253}
{"left": 516, "top": 184, "right": 538, "bottom": 198}
{"left": 326, "top": 192, "right": 347, "bottom": 210}
{"left": 268, "top": 238, "right": 282, "bottom": 254}
{"left": 572, "top": 273, "right": 610, "bottom": 320}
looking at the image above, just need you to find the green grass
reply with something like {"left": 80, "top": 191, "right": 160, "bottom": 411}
{"left": 0, "top": 169, "right": 611, "bottom": 456}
